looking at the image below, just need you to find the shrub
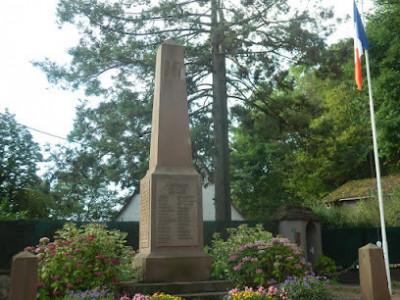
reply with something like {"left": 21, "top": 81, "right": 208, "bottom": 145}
{"left": 205, "top": 224, "right": 273, "bottom": 280}
{"left": 228, "top": 275, "right": 331, "bottom": 300}
{"left": 314, "top": 253, "right": 338, "bottom": 281}
{"left": 25, "top": 222, "right": 135, "bottom": 298}
{"left": 279, "top": 275, "right": 331, "bottom": 300}
{"left": 228, "top": 238, "right": 312, "bottom": 288}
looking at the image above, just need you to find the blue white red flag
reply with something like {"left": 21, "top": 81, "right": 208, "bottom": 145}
{"left": 354, "top": 0, "right": 370, "bottom": 90}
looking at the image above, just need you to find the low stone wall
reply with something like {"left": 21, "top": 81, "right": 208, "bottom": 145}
{"left": 0, "top": 273, "right": 10, "bottom": 300}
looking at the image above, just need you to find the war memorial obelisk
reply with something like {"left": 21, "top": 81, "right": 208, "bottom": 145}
{"left": 133, "top": 40, "right": 212, "bottom": 282}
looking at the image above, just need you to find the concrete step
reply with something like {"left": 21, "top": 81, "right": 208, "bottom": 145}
{"left": 117, "top": 280, "right": 234, "bottom": 299}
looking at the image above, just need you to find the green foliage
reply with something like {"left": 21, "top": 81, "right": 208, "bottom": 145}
{"left": 314, "top": 254, "right": 338, "bottom": 281}
{"left": 0, "top": 110, "right": 54, "bottom": 219}
{"left": 228, "top": 238, "right": 312, "bottom": 288}
{"left": 205, "top": 224, "right": 273, "bottom": 280}
{"left": 26, "top": 223, "right": 135, "bottom": 299}
{"left": 35, "top": 0, "right": 333, "bottom": 220}
{"left": 312, "top": 187, "right": 400, "bottom": 228}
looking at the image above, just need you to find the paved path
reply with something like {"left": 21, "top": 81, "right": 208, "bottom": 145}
{"left": 332, "top": 284, "right": 400, "bottom": 299}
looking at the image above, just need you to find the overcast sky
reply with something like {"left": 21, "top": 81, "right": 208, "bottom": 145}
{"left": 0, "top": 0, "right": 374, "bottom": 150}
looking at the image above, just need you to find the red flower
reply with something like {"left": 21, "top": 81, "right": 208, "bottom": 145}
{"left": 37, "top": 282, "right": 45, "bottom": 287}
{"left": 94, "top": 271, "right": 103, "bottom": 276}
{"left": 53, "top": 275, "right": 60, "bottom": 280}
{"left": 87, "top": 264, "right": 93, "bottom": 269}
{"left": 113, "top": 278, "right": 120, "bottom": 283}
{"left": 112, "top": 259, "right": 121, "bottom": 265}
{"left": 74, "top": 248, "right": 82, "bottom": 253}
{"left": 53, "top": 291, "right": 61, "bottom": 296}
{"left": 86, "top": 235, "right": 95, "bottom": 242}
{"left": 76, "top": 279, "right": 83, "bottom": 284}
{"left": 95, "top": 254, "right": 103, "bottom": 259}
{"left": 66, "top": 284, "right": 74, "bottom": 289}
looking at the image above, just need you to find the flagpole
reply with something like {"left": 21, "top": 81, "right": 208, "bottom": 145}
{"left": 359, "top": 0, "right": 392, "bottom": 294}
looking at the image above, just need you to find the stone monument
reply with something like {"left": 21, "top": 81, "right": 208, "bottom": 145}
{"left": 133, "top": 40, "right": 212, "bottom": 283}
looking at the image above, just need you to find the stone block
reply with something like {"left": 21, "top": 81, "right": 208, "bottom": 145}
{"left": 359, "top": 243, "right": 390, "bottom": 300}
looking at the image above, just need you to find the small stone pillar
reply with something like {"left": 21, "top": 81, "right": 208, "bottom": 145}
{"left": 273, "top": 205, "right": 322, "bottom": 265}
{"left": 359, "top": 244, "right": 390, "bottom": 300}
{"left": 9, "top": 251, "right": 38, "bottom": 300}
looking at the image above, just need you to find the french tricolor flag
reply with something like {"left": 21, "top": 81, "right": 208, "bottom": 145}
{"left": 354, "top": 0, "right": 370, "bottom": 90}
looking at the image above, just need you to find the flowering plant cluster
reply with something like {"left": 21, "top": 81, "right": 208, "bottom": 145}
{"left": 64, "top": 286, "right": 114, "bottom": 299}
{"left": 227, "top": 286, "right": 288, "bottom": 300}
{"left": 228, "top": 238, "right": 312, "bottom": 287}
{"left": 279, "top": 275, "right": 331, "bottom": 300}
{"left": 205, "top": 224, "right": 273, "bottom": 280}
{"left": 120, "top": 293, "right": 182, "bottom": 300}
{"left": 228, "top": 275, "right": 331, "bottom": 300}
{"left": 24, "top": 222, "right": 135, "bottom": 298}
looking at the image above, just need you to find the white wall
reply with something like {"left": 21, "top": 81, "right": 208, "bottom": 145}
{"left": 115, "top": 184, "right": 244, "bottom": 221}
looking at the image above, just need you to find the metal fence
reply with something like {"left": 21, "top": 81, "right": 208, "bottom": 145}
{"left": 1, "top": 220, "right": 399, "bottom": 270}
{"left": 0, "top": 220, "right": 271, "bottom": 270}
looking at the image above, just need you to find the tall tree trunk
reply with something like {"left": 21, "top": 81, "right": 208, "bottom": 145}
{"left": 211, "top": 0, "right": 231, "bottom": 221}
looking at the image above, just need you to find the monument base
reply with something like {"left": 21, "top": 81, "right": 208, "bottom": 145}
{"left": 133, "top": 251, "right": 211, "bottom": 283}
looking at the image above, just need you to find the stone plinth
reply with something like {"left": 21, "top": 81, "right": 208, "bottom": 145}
{"left": 359, "top": 243, "right": 390, "bottom": 300}
{"left": 9, "top": 251, "right": 37, "bottom": 300}
{"left": 133, "top": 40, "right": 211, "bottom": 282}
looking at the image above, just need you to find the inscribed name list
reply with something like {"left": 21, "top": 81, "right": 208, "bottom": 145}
{"left": 155, "top": 176, "right": 199, "bottom": 247}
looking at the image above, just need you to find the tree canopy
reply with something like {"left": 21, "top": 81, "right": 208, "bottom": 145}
{"left": 0, "top": 111, "right": 53, "bottom": 219}
{"left": 35, "top": 0, "right": 333, "bottom": 220}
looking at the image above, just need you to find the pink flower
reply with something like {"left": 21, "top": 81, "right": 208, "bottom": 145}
{"left": 256, "top": 268, "right": 263, "bottom": 274}
{"left": 242, "top": 257, "right": 251, "bottom": 262}
{"left": 286, "top": 256, "right": 294, "bottom": 261}
{"left": 76, "top": 279, "right": 83, "bottom": 284}
{"left": 74, "top": 248, "right": 82, "bottom": 253}
{"left": 37, "top": 282, "right": 45, "bottom": 287}
{"left": 53, "top": 291, "right": 61, "bottom": 296}
{"left": 39, "top": 237, "right": 50, "bottom": 244}
{"left": 77, "top": 260, "right": 84, "bottom": 264}
{"left": 87, "top": 264, "right": 93, "bottom": 269}
{"left": 251, "top": 258, "right": 258, "bottom": 262}
{"left": 94, "top": 271, "right": 103, "bottom": 276}
{"left": 268, "top": 286, "right": 278, "bottom": 295}
{"left": 294, "top": 264, "right": 301, "bottom": 269}
{"left": 113, "top": 278, "right": 121, "bottom": 283}
{"left": 53, "top": 275, "right": 60, "bottom": 280}
{"left": 82, "top": 243, "right": 89, "bottom": 247}
{"left": 229, "top": 255, "right": 237, "bottom": 262}
{"left": 24, "top": 247, "right": 34, "bottom": 252}
{"left": 86, "top": 235, "right": 95, "bottom": 242}
{"left": 233, "top": 262, "right": 244, "bottom": 271}
{"left": 50, "top": 253, "right": 56, "bottom": 257}
{"left": 120, "top": 297, "right": 130, "bottom": 300}
{"left": 112, "top": 259, "right": 121, "bottom": 265}
{"left": 66, "top": 285, "right": 73, "bottom": 289}
{"left": 96, "top": 254, "right": 103, "bottom": 259}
